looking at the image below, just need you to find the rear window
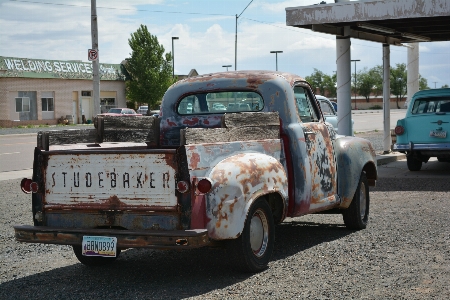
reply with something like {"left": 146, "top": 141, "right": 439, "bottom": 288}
{"left": 411, "top": 98, "right": 450, "bottom": 114}
{"left": 177, "top": 91, "right": 263, "bottom": 115}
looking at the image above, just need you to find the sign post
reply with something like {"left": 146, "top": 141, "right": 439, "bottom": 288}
{"left": 91, "top": 0, "right": 100, "bottom": 117}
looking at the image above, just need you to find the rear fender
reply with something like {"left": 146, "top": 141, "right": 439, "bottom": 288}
{"left": 334, "top": 136, "right": 377, "bottom": 208}
{"left": 205, "top": 152, "right": 288, "bottom": 240}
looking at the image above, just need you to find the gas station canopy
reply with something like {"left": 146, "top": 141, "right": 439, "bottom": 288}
{"left": 286, "top": 0, "right": 450, "bottom": 45}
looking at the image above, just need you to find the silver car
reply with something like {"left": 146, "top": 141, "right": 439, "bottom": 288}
{"left": 316, "top": 95, "right": 354, "bottom": 135}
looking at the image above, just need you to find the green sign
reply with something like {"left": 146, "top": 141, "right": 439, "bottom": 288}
{"left": 0, "top": 56, "right": 125, "bottom": 81}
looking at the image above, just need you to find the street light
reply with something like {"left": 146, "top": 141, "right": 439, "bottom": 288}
{"left": 351, "top": 59, "right": 360, "bottom": 110}
{"left": 222, "top": 65, "right": 232, "bottom": 71}
{"left": 171, "top": 37, "right": 179, "bottom": 78}
{"left": 270, "top": 51, "right": 283, "bottom": 71}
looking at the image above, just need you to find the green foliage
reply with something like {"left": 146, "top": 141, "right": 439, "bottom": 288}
{"left": 125, "top": 25, "right": 175, "bottom": 110}
{"left": 442, "top": 84, "right": 449, "bottom": 88}
{"left": 390, "top": 63, "right": 407, "bottom": 108}
{"left": 419, "top": 75, "right": 429, "bottom": 90}
{"left": 322, "top": 73, "right": 337, "bottom": 98}
{"left": 369, "top": 105, "right": 382, "bottom": 110}
{"left": 305, "top": 69, "right": 336, "bottom": 97}
{"left": 305, "top": 69, "right": 326, "bottom": 96}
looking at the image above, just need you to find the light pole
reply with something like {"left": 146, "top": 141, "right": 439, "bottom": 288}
{"left": 270, "top": 51, "right": 283, "bottom": 71}
{"left": 351, "top": 59, "right": 360, "bottom": 109}
{"left": 172, "top": 37, "right": 179, "bottom": 78}
{"left": 222, "top": 65, "right": 232, "bottom": 71}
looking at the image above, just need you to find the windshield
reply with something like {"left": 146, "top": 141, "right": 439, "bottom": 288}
{"left": 177, "top": 91, "right": 263, "bottom": 115}
{"left": 107, "top": 108, "right": 122, "bottom": 114}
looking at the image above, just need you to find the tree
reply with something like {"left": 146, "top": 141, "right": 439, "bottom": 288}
{"left": 322, "top": 73, "right": 337, "bottom": 98}
{"left": 370, "top": 65, "right": 384, "bottom": 97}
{"left": 305, "top": 69, "right": 336, "bottom": 97}
{"left": 125, "top": 25, "right": 174, "bottom": 110}
{"left": 390, "top": 63, "right": 407, "bottom": 109}
{"left": 305, "top": 69, "right": 325, "bottom": 96}
{"left": 419, "top": 75, "right": 429, "bottom": 90}
{"left": 441, "top": 84, "right": 449, "bottom": 88}
{"left": 357, "top": 67, "right": 374, "bottom": 102}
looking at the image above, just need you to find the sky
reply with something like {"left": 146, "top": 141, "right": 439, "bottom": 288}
{"left": 1, "top": 0, "right": 449, "bottom": 87}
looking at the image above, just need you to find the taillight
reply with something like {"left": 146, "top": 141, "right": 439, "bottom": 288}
{"left": 394, "top": 125, "right": 405, "bottom": 135}
{"left": 197, "top": 178, "right": 212, "bottom": 194}
{"left": 176, "top": 180, "right": 190, "bottom": 193}
{"left": 21, "top": 178, "right": 38, "bottom": 194}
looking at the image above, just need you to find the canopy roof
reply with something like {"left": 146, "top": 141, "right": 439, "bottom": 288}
{"left": 286, "top": 0, "right": 450, "bottom": 45}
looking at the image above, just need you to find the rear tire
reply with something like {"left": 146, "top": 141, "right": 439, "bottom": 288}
{"left": 343, "top": 172, "right": 369, "bottom": 230}
{"left": 227, "top": 198, "right": 275, "bottom": 273}
{"left": 407, "top": 156, "right": 422, "bottom": 171}
{"left": 72, "top": 245, "right": 120, "bottom": 267}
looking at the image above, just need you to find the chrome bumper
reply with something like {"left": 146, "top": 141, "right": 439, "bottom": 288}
{"left": 393, "top": 142, "right": 450, "bottom": 151}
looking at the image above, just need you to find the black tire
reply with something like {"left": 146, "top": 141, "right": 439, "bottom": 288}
{"left": 227, "top": 198, "right": 275, "bottom": 273}
{"left": 407, "top": 156, "right": 422, "bottom": 171}
{"left": 343, "top": 172, "right": 369, "bottom": 230}
{"left": 72, "top": 245, "right": 120, "bottom": 267}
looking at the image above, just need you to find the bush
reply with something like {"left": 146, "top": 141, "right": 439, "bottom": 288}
{"left": 369, "top": 105, "right": 382, "bottom": 110}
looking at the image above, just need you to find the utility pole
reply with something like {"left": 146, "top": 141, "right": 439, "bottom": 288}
{"left": 91, "top": 0, "right": 100, "bottom": 116}
{"left": 235, "top": 0, "right": 253, "bottom": 71}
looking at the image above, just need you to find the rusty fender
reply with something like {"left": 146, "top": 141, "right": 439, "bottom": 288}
{"left": 205, "top": 152, "right": 288, "bottom": 240}
{"left": 334, "top": 136, "right": 378, "bottom": 208}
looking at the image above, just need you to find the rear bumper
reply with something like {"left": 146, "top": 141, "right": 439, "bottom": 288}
{"left": 14, "top": 225, "right": 210, "bottom": 249}
{"left": 393, "top": 142, "right": 450, "bottom": 152}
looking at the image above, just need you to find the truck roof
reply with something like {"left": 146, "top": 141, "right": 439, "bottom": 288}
{"left": 174, "top": 70, "right": 306, "bottom": 89}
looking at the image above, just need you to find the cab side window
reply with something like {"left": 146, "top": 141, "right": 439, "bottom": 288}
{"left": 294, "top": 86, "right": 319, "bottom": 123}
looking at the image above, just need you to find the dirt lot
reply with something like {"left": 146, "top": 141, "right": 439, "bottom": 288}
{"left": 1, "top": 167, "right": 449, "bottom": 300}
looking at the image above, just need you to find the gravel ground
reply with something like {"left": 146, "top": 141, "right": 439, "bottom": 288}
{"left": 1, "top": 129, "right": 449, "bottom": 299}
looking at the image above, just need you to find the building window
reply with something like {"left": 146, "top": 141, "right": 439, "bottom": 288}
{"left": 100, "top": 98, "right": 116, "bottom": 113}
{"left": 42, "top": 98, "right": 54, "bottom": 111}
{"left": 82, "top": 91, "right": 92, "bottom": 96}
{"left": 16, "top": 97, "right": 30, "bottom": 112}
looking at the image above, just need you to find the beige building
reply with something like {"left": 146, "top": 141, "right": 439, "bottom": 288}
{"left": 0, "top": 56, "right": 126, "bottom": 127}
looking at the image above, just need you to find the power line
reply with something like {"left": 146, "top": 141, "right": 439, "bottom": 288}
{"left": 8, "top": 0, "right": 233, "bottom": 16}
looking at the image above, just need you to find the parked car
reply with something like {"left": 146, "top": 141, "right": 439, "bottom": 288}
{"left": 393, "top": 88, "right": 450, "bottom": 171}
{"left": 98, "top": 108, "right": 142, "bottom": 116}
{"left": 212, "top": 103, "right": 227, "bottom": 111}
{"left": 315, "top": 95, "right": 354, "bottom": 135}
{"left": 137, "top": 106, "right": 148, "bottom": 115}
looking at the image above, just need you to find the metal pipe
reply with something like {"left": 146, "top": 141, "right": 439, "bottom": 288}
{"left": 383, "top": 44, "right": 391, "bottom": 153}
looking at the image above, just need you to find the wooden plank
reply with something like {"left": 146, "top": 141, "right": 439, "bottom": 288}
{"left": 101, "top": 116, "right": 157, "bottom": 129}
{"left": 222, "top": 112, "right": 280, "bottom": 128}
{"left": 37, "top": 129, "right": 97, "bottom": 147}
{"left": 181, "top": 126, "right": 279, "bottom": 145}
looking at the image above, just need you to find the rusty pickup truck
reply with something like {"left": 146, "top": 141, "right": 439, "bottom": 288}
{"left": 15, "top": 71, "right": 377, "bottom": 272}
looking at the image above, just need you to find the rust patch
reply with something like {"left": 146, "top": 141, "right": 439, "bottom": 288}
{"left": 189, "top": 152, "right": 200, "bottom": 170}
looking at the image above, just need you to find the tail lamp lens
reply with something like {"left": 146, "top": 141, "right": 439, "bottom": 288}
{"left": 21, "top": 178, "right": 38, "bottom": 194}
{"left": 394, "top": 125, "right": 405, "bottom": 135}
{"left": 197, "top": 178, "right": 212, "bottom": 194}
{"left": 21, "top": 178, "right": 32, "bottom": 194}
{"left": 176, "top": 181, "right": 190, "bottom": 193}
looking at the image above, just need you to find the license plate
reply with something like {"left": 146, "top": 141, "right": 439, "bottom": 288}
{"left": 82, "top": 236, "right": 117, "bottom": 257}
{"left": 430, "top": 130, "right": 447, "bottom": 138}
